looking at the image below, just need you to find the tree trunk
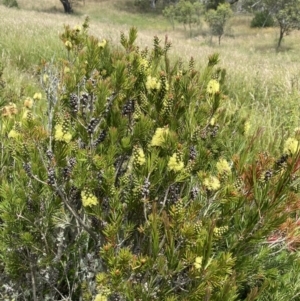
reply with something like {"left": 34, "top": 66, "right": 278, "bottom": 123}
{"left": 60, "top": 0, "right": 73, "bottom": 13}
{"left": 277, "top": 27, "right": 284, "bottom": 50}
{"left": 150, "top": 0, "right": 156, "bottom": 9}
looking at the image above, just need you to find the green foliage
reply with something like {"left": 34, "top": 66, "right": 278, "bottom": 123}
{"left": 262, "top": 0, "right": 300, "bottom": 48}
{"left": 205, "top": 3, "right": 233, "bottom": 44}
{"left": 2, "top": 0, "right": 18, "bottom": 8}
{"left": 250, "top": 11, "right": 274, "bottom": 28}
{"left": 256, "top": 251, "right": 300, "bottom": 300}
{"left": 163, "top": 0, "right": 204, "bottom": 35}
{"left": 1, "top": 17, "right": 300, "bottom": 301}
{"left": 206, "top": 0, "right": 226, "bottom": 10}
{"left": 241, "top": 0, "right": 265, "bottom": 12}
{"left": 134, "top": 0, "right": 178, "bottom": 12}
{"left": 163, "top": 4, "right": 177, "bottom": 30}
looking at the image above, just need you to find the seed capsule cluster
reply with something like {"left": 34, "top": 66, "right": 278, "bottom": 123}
{"left": 190, "top": 186, "right": 200, "bottom": 200}
{"left": 90, "top": 216, "right": 106, "bottom": 230}
{"left": 276, "top": 154, "right": 288, "bottom": 168}
{"left": 108, "top": 292, "right": 124, "bottom": 301}
{"left": 47, "top": 167, "right": 56, "bottom": 186}
{"left": 23, "top": 162, "right": 33, "bottom": 178}
{"left": 189, "top": 145, "right": 197, "bottom": 160}
{"left": 138, "top": 92, "right": 148, "bottom": 111}
{"left": 214, "top": 226, "right": 229, "bottom": 238}
{"left": 161, "top": 95, "right": 173, "bottom": 117}
{"left": 158, "top": 72, "right": 168, "bottom": 101}
{"left": 234, "top": 177, "right": 245, "bottom": 194}
{"left": 122, "top": 99, "right": 135, "bottom": 116}
{"left": 62, "top": 157, "right": 76, "bottom": 180}
{"left": 102, "top": 197, "right": 110, "bottom": 213}
{"left": 209, "top": 124, "right": 219, "bottom": 138}
{"left": 69, "top": 185, "right": 81, "bottom": 209}
{"left": 93, "top": 130, "right": 107, "bottom": 147}
{"left": 87, "top": 118, "right": 99, "bottom": 134}
{"left": 263, "top": 169, "right": 273, "bottom": 182}
{"left": 141, "top": 178, "right": 150, "bottom": 198}
{"left": 194, "top": 221, "right": 203, "bottom": 234}
{"left": 133, "top": 102, "right": 142, "bottom": 120}
{"left": 69, "top": 93, "right": 79, "bottom": 114}
{"left": 174, "top": 199, "right": 184, "bottom": 215}
{"left": 80, "top": 92, "right": 89, "bottom": 109}
{"left": 26, "top": 197, "right": 35, "bottom": 213}
{"left": 168, "top": 184, "right": 181, "bottom": 204}
{"left": 46, "top": 150, "right": 54, "bottom": 161}
{"left": 104, "top": 93, "right": 116, "bottom": 116}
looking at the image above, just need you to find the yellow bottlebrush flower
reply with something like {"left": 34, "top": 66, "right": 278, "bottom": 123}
{"left": 146, "top": 75, "right": 161, "bottom": 92}
{"left": 98, "top": 39, "right": 107, "bottom": 49}
{"left": 22, "top": 109, "right": 31, "bottom": 120}
{"left": 244, "top": 121, "right": 251, "bottom": 136}
{"left": 284, "top": 137, "right": 299, "bottom": 155}
{"left": 168, "top": 153, "right": 184, "bottom": 172}
{"left": 139, "top": 58, "right": 149, "bottom": 69}
{"left": 194, "top": 256, "right": 203, "bottom": 270}
{"left": 216, "top": 158, "right": 231, "bottom": 175}
{"left": 150, "top": 127, "right": 169, "bottom": 147}
{"left": 214, "top": 225, "right": 229, "bottom": 238}
{"left": 94, "top": 294, "right": 107, "bottom": 301}
{"left": 63, "top": 132, "right": 72, "bottom": 143}
{"left": 207, "top": 79, "right": 220, "bottom": 94}
{"left": 43, "top": 74, "right": 49, "bottom": 84}
{"left": 64, "top": 67, "right": 70, "bottom": 74}
{"left": 81, "top": 190, "right": 98, "bottom": 207}
{"left": 203, "top": 176, "right": 220, "bottom": 191}
{"left": 24, "top": 97, "right": 33, "bottom": 109}
{"left": 54, "top": 124, "right": 64, "bottom": 140}
{"left": 33, "top": 92, "right": 42, "bottom": 100}
{"left": 54, "top": 124, "right": 72, "bottom": 143}
{"left": 73, "top": 25, "right": 82, "bottom": 32}
{"left": 8, "top": 129, "right": 20, "bottom": 139}
{"left": 65, "top": 40, "right": 72, "bottom": 50}
{"left": 177, "top": 70, "right": 183, "bottom": 77}
{"left": 210, "top": 117, "right": 216, "bottom": 126}
{"left": 165, "top": 82, "right": 170, "bottom": 91}
{"left": 134, "top": 147, "right": 146, "bottom": 166}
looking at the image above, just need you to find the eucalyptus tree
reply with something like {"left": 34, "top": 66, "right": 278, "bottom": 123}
{"left": 205, "top": 2, "right": 233, "bottom": 44}
{"left": 264, "top": 0, "right": 300, "bottom": 49}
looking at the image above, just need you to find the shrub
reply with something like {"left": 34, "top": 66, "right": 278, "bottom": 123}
{"left": 1, "top": 18, "right": 300, "bottom": 300}
{"left": 251, "top": 11, "right": 274, "bottom": 28}
{"left": 2, "top": 0, "right": 18, "bottom": 8}
{"left": 205, "top": 3, "right": 233, "bottom": 44}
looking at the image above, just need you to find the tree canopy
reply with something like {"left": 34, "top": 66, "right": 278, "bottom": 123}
{"left": 264, "top": 0, "right": 300, "bottom": 49}
{"left": 205, "top": 3, "right": 233, "bottom": 44}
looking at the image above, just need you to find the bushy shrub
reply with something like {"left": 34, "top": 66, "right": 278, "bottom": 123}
{"left": 163, "top": 1, "right": 204, "bottom": 34}
{"left": 205, "top": 3, "right": 233, "bottom": 44}
{"left": 1, "top": 18, "right": 300, "bottom": 300}
{"left": 2, "top": 0, "right": 18, "bottom": 8}
{"left": 251, "top": 11, "right": 274, "bottom": 28}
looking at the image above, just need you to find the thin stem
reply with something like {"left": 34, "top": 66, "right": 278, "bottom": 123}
{"left": 54, "top": 184, "right": 98, "bottom": 242}
{"left": 29, "top": 259, "right": 37, "bottom": 301}
{"left": 159, "top": 186, "right": 170, "bottom": 215}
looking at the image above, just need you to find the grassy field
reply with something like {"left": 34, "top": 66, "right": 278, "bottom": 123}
{"left": 1, "top": 0, "right": 300, "bottom": 147}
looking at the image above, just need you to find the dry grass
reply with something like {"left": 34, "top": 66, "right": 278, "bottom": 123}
{"left": 1, "top": 1, "right": 300, "bottom": 137}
